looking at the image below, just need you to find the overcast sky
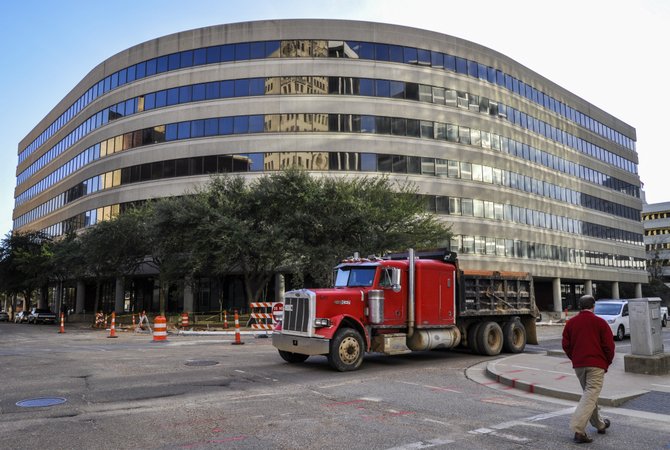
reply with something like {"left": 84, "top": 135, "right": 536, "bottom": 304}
{"left": 1, "top": 0, "right": 667, "bottom": 237}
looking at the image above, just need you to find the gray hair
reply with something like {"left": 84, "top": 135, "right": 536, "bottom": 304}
{"left": 578, "top": 295, "right": 596, "bottom": 310}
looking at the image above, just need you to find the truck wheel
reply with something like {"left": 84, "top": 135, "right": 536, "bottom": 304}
{"left": 477, "top": 321, "right": 503, "bottom": 356}
{"left": 278, "top": 350, "right": 309, "bottom": 364}
{"left": 502, "top": 320, "right": 526, "bottom": 353}
{"left": 328, "top": 328, "right": 364, "bottom": 371}
{"left": 615, "top": 325, "right": 625, "bottom": 341}
{"left": 467, "top": 323, "right": 482, "bottom": 354}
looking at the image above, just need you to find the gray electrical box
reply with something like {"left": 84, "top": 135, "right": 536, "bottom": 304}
{"left": 628, "top": 297, "right": 664, "bottom": 356}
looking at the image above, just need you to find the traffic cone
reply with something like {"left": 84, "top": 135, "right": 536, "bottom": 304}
{"left": 231, "top": 311, "right": 244, "bottom": 345}
{"left": 108, "top": 312, "right": 118, "bottom": 338}
{"left": 58, "top": 312, "right": 65, "bottom": 334}
{"left": 223, "top": 310, "right": 229, "bottom": 329}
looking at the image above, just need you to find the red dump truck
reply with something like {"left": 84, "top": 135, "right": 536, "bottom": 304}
{"left": 272, "top": 248, "right": 539, "bottom": 371}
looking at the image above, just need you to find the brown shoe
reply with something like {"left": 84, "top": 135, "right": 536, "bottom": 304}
{"left": 597, "top": 418, "right": 611, "bottom": 434}
{"left": 574, "top": 432, "right": 593, "bottom": 444}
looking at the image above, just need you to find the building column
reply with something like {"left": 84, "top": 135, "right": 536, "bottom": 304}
{"left": 76, "top": 281, "right": 85, "bottom": 313}
{"left": 584, "top": 280, "right": 593, "bottom": 296}
{"left": 115, "top": 278, "right": 124, "bottom": 313}
{"left": 634, "top": 283, "right": 642, "bottom": 299}
{"left": 275, "top": 274, "right": 285, "bottom": 303}
{"left": 611, "top": 281, "right": 620, "bottom": 299}
{"left": 552, "top": 277, "right": 562, "bottom": 312}
{"left": 183, "top": 280, "right": 194, "bottom": 312}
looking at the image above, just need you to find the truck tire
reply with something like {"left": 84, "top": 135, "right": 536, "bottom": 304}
{"left": 476, "top": 321, "right": 503, "bottom": 356}
{"left": 502, "top": 320, "right": 526, "bottom": 353}
{"left": 467, "top": 322, "right": 482, "bottom": 354}
{"left": 278, "top": 350, "right": 309, "bottom": 364}
{"left": 328, "top": 328, "right": 364, "bottom": 371}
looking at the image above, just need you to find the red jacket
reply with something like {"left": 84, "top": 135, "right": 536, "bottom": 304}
{"left": 562, "top": 310, "right": 615, "bottom": 371}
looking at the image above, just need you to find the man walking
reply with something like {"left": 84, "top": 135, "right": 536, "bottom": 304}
{"left": 562, "top": 294, "right": 615, "bottom": 443}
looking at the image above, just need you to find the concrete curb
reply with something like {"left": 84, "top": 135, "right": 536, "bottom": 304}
{"left": 485, "top": 353, "right": 648, "bottom": 407}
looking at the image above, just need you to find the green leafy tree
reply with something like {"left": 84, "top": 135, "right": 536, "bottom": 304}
{"left": 79, "top": 210, "right": 150, "bottom": 312}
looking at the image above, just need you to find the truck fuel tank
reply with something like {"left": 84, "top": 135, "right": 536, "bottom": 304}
{"left": 368, "top": 290, "right": 384, "bottom": 324}
{"left": 406, "top": 327, "right": 461, "bottom": 351}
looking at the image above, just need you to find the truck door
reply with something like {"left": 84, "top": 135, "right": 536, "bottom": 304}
{"left": 438, "top": 270, "right": 456, "bottom": 324}
{"left": 379, "top": 267, "right": 406, "bottom": 325}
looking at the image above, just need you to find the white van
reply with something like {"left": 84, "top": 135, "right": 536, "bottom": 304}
{"left": 594, "top": 300, "right": 629, "bottom": 341}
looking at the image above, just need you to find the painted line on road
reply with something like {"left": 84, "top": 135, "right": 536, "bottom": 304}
{"left": 385, "top": 438, "right": 455, "bottom": 449}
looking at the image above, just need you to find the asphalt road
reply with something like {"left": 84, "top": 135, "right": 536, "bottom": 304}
{"left": 0, "top": 323, "right": 668, "bottom": 449}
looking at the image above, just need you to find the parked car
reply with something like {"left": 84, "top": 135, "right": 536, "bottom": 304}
{"left": 594, "top": 299, "right": 629, "bottom": 341}
{"left": 27, "top": 308, "right": 57, "bottom": 324}
{"left": 14, "top": 310, "right": 30, "bottom": 323}
{"left": 0, "top": 311, "right": 9, "bottom": 322}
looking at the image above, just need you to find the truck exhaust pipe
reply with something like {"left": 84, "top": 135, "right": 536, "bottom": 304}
{"left": 408, "top": 248, "right": 415, "bottom": 337}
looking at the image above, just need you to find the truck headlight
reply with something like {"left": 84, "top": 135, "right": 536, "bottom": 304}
{"left": 314, "top": 318, "right": 331, "bottom": 328}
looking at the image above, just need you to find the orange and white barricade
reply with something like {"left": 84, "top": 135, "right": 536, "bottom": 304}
{"left": 249, "top": 302, "right": 278, "bottom": 330}
{"left": 153, "top": 315, "right": 167, "bottom": 341}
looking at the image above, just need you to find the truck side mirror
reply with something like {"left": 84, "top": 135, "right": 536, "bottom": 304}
{"left": 391, "top": 268, "right": 401, "bottom": 293}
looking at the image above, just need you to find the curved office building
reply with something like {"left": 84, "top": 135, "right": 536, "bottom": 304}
{"left": 14, "top": 19, "right": 646, "bottom": 313}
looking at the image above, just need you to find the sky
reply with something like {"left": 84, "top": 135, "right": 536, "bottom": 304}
{"left": 1, "top": 0, "right": 668, "bottom": 237}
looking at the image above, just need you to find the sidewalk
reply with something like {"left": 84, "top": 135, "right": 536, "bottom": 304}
{"left": 485, "top": 349, "right": 670, "bottom": 407}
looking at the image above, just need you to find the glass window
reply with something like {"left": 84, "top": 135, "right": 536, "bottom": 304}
{"left": 193, "top": 48, "right": 206, "bottom": 65}
{"left": 177, "top": 122, "right": 190, "bottom": 139}
{"left": 165, "top": 123, "right": 178, "bottom": 141}
{"left": 471, "top": 164, "right": 483, "bottom": 182}
{"left": 403, "top": 47, "right": 418, "bottom": 64}
{"left": 375, "top": 79, "right": 390, "bottom": 97}
{"left": 235, "top": 43, "right": 250, "bottom": 60}
{"left": 206, "top": 46, "right": 221, "bottom": 64}
{"left": 219, "top": 117, "right": 234, "bottom": 135}
{"left": 167, "top": 88, "right": 179, "bottom": 106}
{"left": 389, "top": 45, "right": 403, "bottom": 62}
{"left": 449, "top": 197, "right": 461, "bottom": 215}
{"left": 460, "top": 162, "right": 472, "bottom": 180}
{"left": 455, "top": 57, "right": 467, "bottom": 74}
{"left": 406, "top": 119, "right": 420, "bottom": 137}
{"left": 392, "top": 155, "right": 407, "bottom": 173}
{"left": 155, "top": 90, "right": 167, "bottom": 108}
{"left": 421, "top": 157, "right": 435, "bottom": 175}
{"left": 234, "top": 116, "right": 249, "bottom": 134}
{"left": 431, "top": 51, "right": 444, "bottom": 68}
{"left": 459, "top": 127, "right": 471, "bottom": 145}
{"left": 419, "top": 85, "right": 432, "bottom": 102}
{"left": 156, "top": 56, "right": 168, "bottom": 73}
{"left": 220, "top": 80, "right": 234, "bottom": 97}
{"left": 417, "top": 49, "right": 431, "bottom": 65}
{"left": 192, "top": 83, "right": 206, "bottom": 101}
{"left": 249, "top": 115, "right": 264, "bottom": 133}
{"left": 249, "top": 78, "right": 265, "bottom": 96}
{"left": 434, "top": 122, "right": 446, "bottom": 140}
{"left": 461, "top": 199, "right": 473, "bottom": 216}
{"left": 391, "top": 118, "right": 406, "bottom": 136}
{"left": 204, "top": 118, "right": 218, "bottom": 136}
{"left": 180, "top": 50, "right": 193, "bottom": 68}
{"left": 361, "top": 153, "right": 376, "bottom": 171}
{"left": 374, "top": 43, "right": 389, "bottom": 61}
{"left": 221, "top": 44, "right": 235, "bottom": 61}
{"left": 235, "top": 79, "right": 250, "bottom": 97}
{"left": 144, "top": 92, "right": 156, "bottom": 110}
{"left": 377, "top": 154, "right": 392, "bottom": 172}
{"left": 250, "top": 42, "right": 266, "bottom": 59}
{"left": 191, "top": 120, "right": 205, "bottom": 138}
{"left": 179, "top": 86, "right": 192, "bottom": 103}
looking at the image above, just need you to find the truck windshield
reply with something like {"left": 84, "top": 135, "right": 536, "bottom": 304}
{"left": 334, "top": 267, "right": 377, "bottom": 287}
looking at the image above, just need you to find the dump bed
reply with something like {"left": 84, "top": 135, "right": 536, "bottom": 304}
{"left": 457, "top": 270, "right": 535, "bottom": 318}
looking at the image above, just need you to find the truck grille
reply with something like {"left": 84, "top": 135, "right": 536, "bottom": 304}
{"left": 283, "top": 295, "right": 311, "bottom": 333}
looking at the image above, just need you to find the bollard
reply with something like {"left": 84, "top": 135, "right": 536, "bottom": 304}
{"left": 108, "top": 312, "right": 118, "bottom": 338}
{"left": 181, "top": 312, "right": 189, "bottom": 328}
{"left": 223, "top": 310, "right": 228, "bottom": 329}
{"left": 153, "top": 315, "right": 167, "bottom": 341}
{"left": 58, "top": 312, "right": 65, "bottom": 334}
{"left": 231, "top": 311, "right": 244, "bottom": 345}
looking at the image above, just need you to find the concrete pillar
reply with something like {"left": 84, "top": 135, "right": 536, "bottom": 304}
{"left": 115, "top": 278, "right": 124, "bottom": 313}
{"left": 584, "top": 280, "right": 593, "bottom": 296}
{"left": 611, "top": 281, "right": 620, "bottom": 299}
{"left": 552, "top": 278, "right": 562, "bottom": 312}
{"left": 634, "top": 283, "right": 642, "bottom": 299}
{"left": 183, "top": 281, "right": 194, "bottom": 312}
{"left": 76, "top": 281, "right": 85, "bottom": 313}
{"left": 275, "top": 274, "right": 285, "bottom": 303}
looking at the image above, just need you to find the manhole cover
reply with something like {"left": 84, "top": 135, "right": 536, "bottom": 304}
{"left": 16, "top": 397, "right": 67, "bottom": 408}
{"left": 184, "top": 360, "right": 219, "bottom": 367}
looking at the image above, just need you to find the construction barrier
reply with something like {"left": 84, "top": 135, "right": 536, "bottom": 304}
{"left": 153, "top": 315, "right": 167, "bottom": 341}
{"left": 231, "top": 311, "right": 244, "bottom": 345}
{"left": 108, "top": 312, "right": 118, "bottom": 338}
{"left": 223, "top": 310, "right": 228, "bottom": 329}
{"left": 249, "top": 302, "right": 278, "bottom": 330}
{"left": 58, "top": 312, "right": 65, "bottom": 334}
{"left": 181, "top": 312, "right": 189, "bottom": 328}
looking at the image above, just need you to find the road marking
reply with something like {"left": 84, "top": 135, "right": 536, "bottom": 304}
{"left": 234, "top": 369, "right": 245, "bottom": 373}
{"left": 385, "top": 438, "right": 455, "bottom": 449}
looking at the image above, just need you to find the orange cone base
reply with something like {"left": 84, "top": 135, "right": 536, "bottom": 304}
{"left": 107, "top": 334, "right": 118, "bottom": 338}
{"left": 231, "top": 341, "right": 245, "bottom": 345}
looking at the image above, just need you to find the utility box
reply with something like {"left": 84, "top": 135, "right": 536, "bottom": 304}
{"left": 628, "top": 297, "right": 664, "bottom": 356}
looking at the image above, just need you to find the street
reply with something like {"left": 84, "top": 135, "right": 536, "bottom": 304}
{"left": 0, "top": 323, "right": 669, "bottom": 449}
